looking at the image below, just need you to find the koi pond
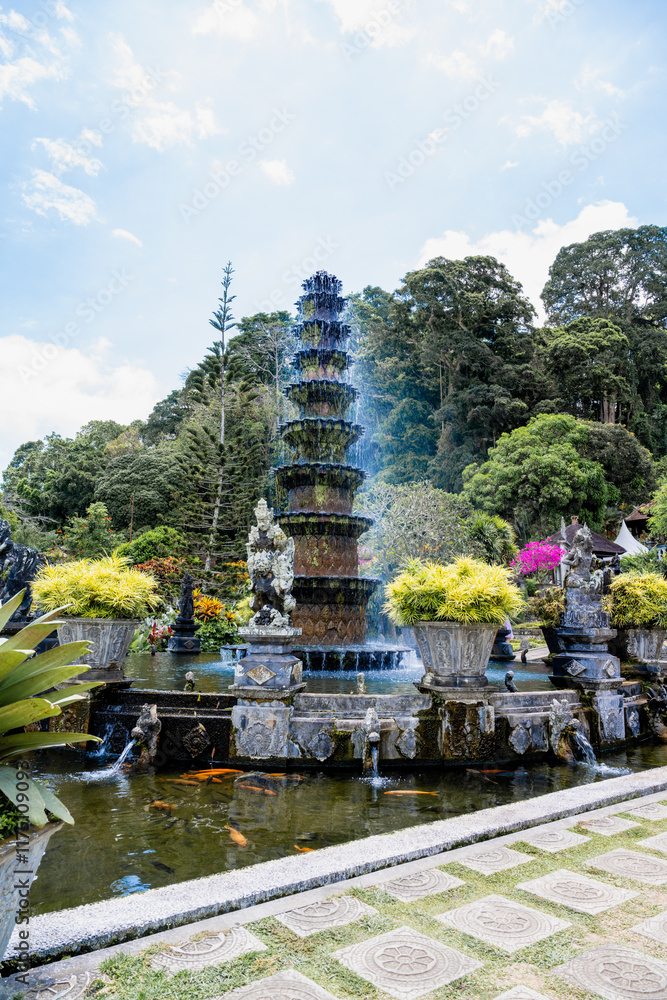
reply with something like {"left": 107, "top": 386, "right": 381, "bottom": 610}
{"left": 27, "top": 654, "right": 664, "bottom": 917}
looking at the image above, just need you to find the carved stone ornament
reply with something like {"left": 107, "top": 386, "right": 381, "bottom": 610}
{"left": 307, "top": 729, "right": 335, "bottom": 761}
{"left": 548, "top": 698, "right": 575, "bottom": 754}
{"left": 181, "top": 722, "right": 211, "bottom": 757}
{"left": 509, "top": 722, "right": 531, "bottom": 755}
{"left": 396, "top": 726, "right": 420, "bottom": 759}
{"left": 246, "top": 664, "right": 277, "bottom": 686}
{"left": 566, "top": 659, "right": 586, "bottom": 676}
{"left": 246, "top": 498, "right": 296, "bottom": 628}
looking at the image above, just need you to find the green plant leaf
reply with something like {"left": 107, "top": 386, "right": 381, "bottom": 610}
{"left": 0, "top": 641, "right": 91, "bottom": 690}
{"left": 0, "top": 621, "right": 64, "bottom": 653}
{"left": 0, "top": 591, "right": 26, "bottom": 631}
{"left": 49, "top": 681, "right": 102, "bottom": 707}
{"left": 0, "top": 664, "right": 96, "bottom": 708}
{"left": 0, "top": 766, "right": 49, "bottom": 826}
{"left": 0, "top": 697, "right": 60, "bottom": 734}
{"left": 0, "top": 649, "right": 34, "bottom": 684}
{"left": 31, "top": 779, "right": 74, "bottom": 824}
{"left": 0, "top": 731, "right": 96, "bottom": 761}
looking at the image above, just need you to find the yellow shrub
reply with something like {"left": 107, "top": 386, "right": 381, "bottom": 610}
{"left": 32, "top": 554, "right": 160, "bottom": 619}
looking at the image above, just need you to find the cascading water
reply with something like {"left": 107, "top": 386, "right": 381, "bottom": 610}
{"left": 571, "top": 729, "right": 597, "bottom": 766}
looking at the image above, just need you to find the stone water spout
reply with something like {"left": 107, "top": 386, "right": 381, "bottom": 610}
{"left": 360, "top": 706, "right": 381, "bottom": 775}
{"left": 130, "top": 703, "right": 162, "bottom": 770}
{"left": 647, "top": 686, "right": 667, "bottom": 742}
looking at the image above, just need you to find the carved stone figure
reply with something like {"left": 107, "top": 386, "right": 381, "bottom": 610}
{"left": 130, "top": 703, "right": 162, "bottom": 770}
{"left": 0, "top": 518, "right": 46, "bottom": 620}
{"left": 246, "top": 499, "right": 296, "bottom": 628}
{"left": 167, "top": 572, "right": 201, "bottom": 654}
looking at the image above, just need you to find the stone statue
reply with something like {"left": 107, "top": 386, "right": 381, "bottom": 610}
{"left": 562, "top": 525, "right": 596, "bottom": 594}
{"left": 0, "top": 519, "right": 46, "bottom": 620}
{"left": 246, "top": 498, "right": 296, "bottom": 629}
{"left": 167, "top": 572, "right": 201, "bottom": 654}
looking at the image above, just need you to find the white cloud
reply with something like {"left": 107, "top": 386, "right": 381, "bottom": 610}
{"left": 0, "top": 5, "right": 77, "bottom": 109}
{"left": 192, "top": 2, "right": 259, "bottom": 40}
{"left": 22, "top": 170, "right": 99, "bottom": 225}
{"left": 32, "top": 129, "right": 104, "bottom": 177}
{"left": 109, "top": 35, "right": 222, "bottom": 150}
{"left": 532, "top": 0, "right": 571, "bottom": 22}
{"left": 258, "top": 158, "right": 295, "bottom": 185}
{"left": 577, "top": 64, "right": 625, "bottom": 98}
{"left": 480, "top": 29, "right": 514, "bottom": 60}
{"left": 515, "top": 99, "right": 598, "bottom": 146}
{"left": 417, "top": 201, "right": 637, "bottom": 321}
{"left": 112, "top": 228, "right": 143, "bottom": 247}
{"left": 426, "top": 48, "right": 478, "bottom": 79}
{"left": 320, "top": 0, "right": 415, "bottom": 47}
{"left": 0, "top": 334, "right": 160, "bottom": 470}
{"left": 501, "top": 159, "right": 519, "bottom": 170}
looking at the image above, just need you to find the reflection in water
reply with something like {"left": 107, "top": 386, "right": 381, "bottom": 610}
{"left": 28, "top": 740, "right": 667, "bottom": 917}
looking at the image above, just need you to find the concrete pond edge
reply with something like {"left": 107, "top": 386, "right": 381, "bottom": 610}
{"left": 4, "top": 765, "right": 667, "bottom": 969}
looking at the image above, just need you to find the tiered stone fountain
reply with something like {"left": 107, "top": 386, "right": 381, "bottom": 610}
{"left": 275, "top": 271, "right": 405, "bottom": 670}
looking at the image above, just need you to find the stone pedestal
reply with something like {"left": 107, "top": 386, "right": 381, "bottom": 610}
{"left": 550, "top": 610, "right": 621, "bottom": 693}
{"left": 489, "top": 626, "right": 516, "bottom": 662}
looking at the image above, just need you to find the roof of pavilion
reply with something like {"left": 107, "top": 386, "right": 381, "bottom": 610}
{"left": 626, "top": 501, "right": 655, "bottom": 522}
{"left": 551, "top": 522, "right": 625, "bottom": 555}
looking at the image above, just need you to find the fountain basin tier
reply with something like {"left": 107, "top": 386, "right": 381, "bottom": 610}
{"left": 294, "top": 643, "right": 411, "bottom": 671}
{"left": 286, "top": 380, "right": 357, "bottom": 418}
{"left": 274, "top": 463, "right": 365, "bottom": 513}
{"left": 280, "top": 417, "right": 363, "bottom": 463}
{"left": 291, "top": 575, "right": 379, "bottom": 644}
{"left": 292, "top": 348, "right": 350, "bottom": 381}
{"left": 280, "top": 513, "right": 374, "bottom": 576}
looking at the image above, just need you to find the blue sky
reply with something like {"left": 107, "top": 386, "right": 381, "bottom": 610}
{"left": 1, "top": 0, "right": 665, "bottom": 467}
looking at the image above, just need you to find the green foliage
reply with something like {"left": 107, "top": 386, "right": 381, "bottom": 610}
{"left": 649, "top": 481, "right": 667, "bottom": 538}
{"left": 0, "top": 591, "right": 101, "bottom": 830}
{"left": 116, "top": 526, "right": 187, "bottom": 565}
{"left": 142, "top": 390, "right": 191, "bottom": 445}
{"left": 195, "top": 612, "right": 242, "bottom": 651}
{"left": 527, "top": 587, "right": 565, "bottom": 628}
{"left": 383, "top": 556, "right": 524, "bottom": 626}
{"left": 32, "top": 554, "right": 160, "bottom": 619}
{"left": 61, "top": 501, "right": 117, "bottom": 557}
{"left": 463, "top": 413, "right": 609, "bottom": 537}
{"left": 543, "top": 317, "right": 631, "bottom": 423}
{"left": 620, "top": 549, "right": 667, "bottom": 578}
{"left": 542, "top": 225, "right": 667, "bottom": 455}
{"left": 94, "top": 452, "right": 182, "bottom": 532}
{"left": 464, "top": 512, "right": 517, "bottom": 565}
{"left": 606, "top": 572, "right": 667, "bottom": 628}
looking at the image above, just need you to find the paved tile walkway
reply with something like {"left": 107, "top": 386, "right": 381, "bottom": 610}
{"left": 8, "top": 788, "right": 667, "bottom": 1000}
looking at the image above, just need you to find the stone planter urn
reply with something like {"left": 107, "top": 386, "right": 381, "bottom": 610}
{"left": 0, "top": 822, "right": 62, "bottom": 963}
{"left": 413, "top": 621, "right": 498, "bottom": 695}
{"left": 57, "top": 618, "right": 138, "bottom": 683}
{"left": 609, "top": 627, "right": 667, "bottom": 678}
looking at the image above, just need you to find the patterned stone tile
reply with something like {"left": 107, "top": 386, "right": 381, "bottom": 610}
{"left": 436, "top": 893, "right": 570, "bottom": 953}
{"left": 150, "top": 926, "right": 267, "bottom": 973}
{"left": 212, "top": 969, "right": 341, "bottom": 999}
{"left": 518, "top": 827, "right": 589, "bottom": 853}
{"left": 333, "top": 925, "right": 482, "bottom": 999}
{"left": 275, "top": 895, "right": 377, "bottom": 937}
{"left": 579, "top": 814, "right": 640, "bottom": 836}
{"left": 12, "top": 973, "right": 96, "bottom": 1000}
{"left": 625, "top": 802, "right": 667, "bottom": 822}
{"left": 382, "top": 868, "right": 465, "bottom": 902}
{"left": 454, "top": 845, "right": 533, "bottom": 875}
{"left": 639, "top": 831, "right": 667, "bottom": 855}
{"left": 517, "top": 868, "right": 637, "bottom": 914}
{"left": 587, "top": 848, "right": 667, "bottom": 886}
{"left": 632, "top": 910, "right": 667, "bottom": 946}
{"left": 553, "top": 944, "right": 667, "bottom": 1000}
{"left": 492, "top": 990, "right": 553, "bottom": 1000}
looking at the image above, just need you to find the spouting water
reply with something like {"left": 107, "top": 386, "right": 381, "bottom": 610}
{"left": 370, "top": 743, "right": 379, "bottom": 777}
{"left": 110, "top": 738, "right": 136, "bottom": 772}
{"left": 572, "top": 730, "right": 632, "bottom": 776}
